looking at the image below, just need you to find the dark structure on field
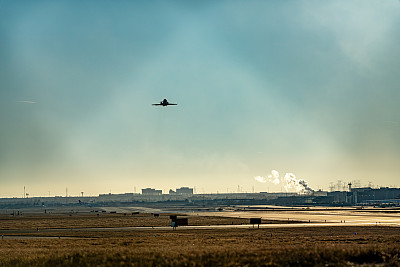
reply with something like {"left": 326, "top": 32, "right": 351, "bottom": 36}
{"left": 171, "top": 217, "right": 188, "bottom": 229}
{"left": 250, "top": 218, "right": 262, "bottom": 228}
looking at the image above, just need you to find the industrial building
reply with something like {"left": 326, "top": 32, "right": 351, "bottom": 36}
{"left": 169, "top": 187, "right": 194, "bottom": 195}
{"left": 141, "top": 188, "right": 162, "bottom": 195}
{"left": 326, "top": 187, "right": 400, "bottom": 206}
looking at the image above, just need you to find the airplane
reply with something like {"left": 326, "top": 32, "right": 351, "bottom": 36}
{"left": 152, "top": 99, "right": 177, "bottom": 106}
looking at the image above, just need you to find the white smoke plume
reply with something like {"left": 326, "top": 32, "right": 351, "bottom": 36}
{"left": 254, "top": 170, "right": 280, "bottom": 185}
{"left": 254, "top": 170, "right": 314, "bottom": 194}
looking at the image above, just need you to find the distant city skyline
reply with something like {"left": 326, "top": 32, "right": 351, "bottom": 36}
{"left": 12, "top": 179, "right": 400, "bottom": 199}
{"left": 1, "top": 1, "right": 399, "bottom": 197}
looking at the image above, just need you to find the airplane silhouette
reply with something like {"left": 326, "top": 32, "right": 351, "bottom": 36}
{"left": 152, "top": 99, "right": 177, "bottom": 106}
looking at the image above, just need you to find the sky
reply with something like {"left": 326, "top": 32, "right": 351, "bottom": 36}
{"left": 1, "top": 0, "right": 399, "bottom": 197}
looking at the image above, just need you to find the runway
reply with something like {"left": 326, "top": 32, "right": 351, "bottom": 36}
{"left": 199, "top": 208, "right": 400, "bottom": 226}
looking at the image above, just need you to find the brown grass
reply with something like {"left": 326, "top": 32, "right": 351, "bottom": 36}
{"left": 0, "top": 213, "right": 399, "bottom": 266}
{"left": 0, "top": 213, "right": 290, "bottom": 230}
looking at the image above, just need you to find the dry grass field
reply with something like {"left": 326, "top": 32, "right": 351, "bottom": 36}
{"left": 0, "top": 212, "right": 399, "bottom": 266}
{"left": 0, "top": 212, "right": 299, "bottom": 230}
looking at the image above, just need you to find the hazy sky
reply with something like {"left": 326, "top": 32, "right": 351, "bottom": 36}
{"left": 1, "top": 0, "right": 399, "bottom": 197}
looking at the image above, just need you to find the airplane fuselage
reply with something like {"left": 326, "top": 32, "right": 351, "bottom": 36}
{"left": 152, "top": 98, "right": 177, "bottom": 106}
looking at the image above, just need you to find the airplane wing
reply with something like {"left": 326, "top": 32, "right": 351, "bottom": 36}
{"left": 168, "top": 103, "right": 178, "bottom": 105}
{"left": 152, "top": 104, "right": 162, "bottom": 106}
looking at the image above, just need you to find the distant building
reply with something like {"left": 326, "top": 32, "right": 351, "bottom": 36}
{"left": 169, "top": 187, "right": 194, "bottom": 195}
{"left": 177, "top": 187, "right": 193, "bottom": 195}
{"left": 327, "top": 191, "right": 352, "bottom": 204}
{"left": 325, "top": 187, "right": 400, "bottom": 205}
{"left": 313, "top": 190, "right": 328, "bottom": 197}
{"left": 353, "top": 187, "right": 400, "bottom": 204}
{"left": 141, "top": 188, "right": 162, "bottom": 195}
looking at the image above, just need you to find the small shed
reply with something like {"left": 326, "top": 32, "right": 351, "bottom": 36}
{"left": 171, "top": 218, "right": 188, "bottom": 229}
{"left": 250, "top": 218, "right": 262, "bottom": 228}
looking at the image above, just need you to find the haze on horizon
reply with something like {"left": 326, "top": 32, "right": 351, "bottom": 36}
{"left": 1, "top": 1, "right": 399, "bottom": 198}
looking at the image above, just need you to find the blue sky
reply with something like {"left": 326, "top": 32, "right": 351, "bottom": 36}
{"left": 1, "top": 0, "right": 399, "bottom": 197}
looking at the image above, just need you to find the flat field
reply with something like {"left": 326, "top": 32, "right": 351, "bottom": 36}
{"left": 0, "top": 212, "right": 399, "bottom": 266}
